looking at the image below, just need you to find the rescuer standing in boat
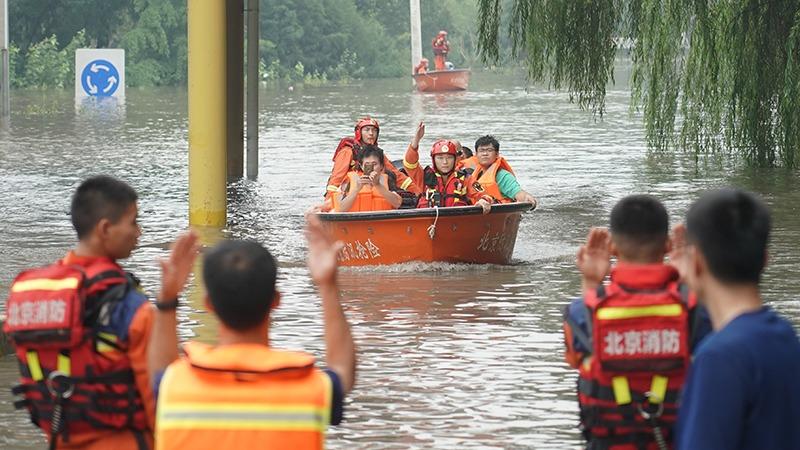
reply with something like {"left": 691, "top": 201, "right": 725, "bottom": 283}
{"left": 324, "top": 117, "right": 417, "bottom": 203}
{"left": 563, "top": 194, "right": 711, "bottom": 450}
{"left": 672, "top": 189, "right": 800, "bottom": 450}
{"left": 467, "top": 135, "right": 538, "bottom": 206}
{"left": 4, "top": 176, "right": 194, "bottom": 450}
{"left": 432, "top": 30, "right": 450, "bottom": 71}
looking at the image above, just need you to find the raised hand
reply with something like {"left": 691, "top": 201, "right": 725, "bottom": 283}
{"left": 668, "top": 223, "right": 690, "bottom": 280}
{"left": 305, "top": 211, "right": 344, "bottom": 287}
{"left": 576, "top": 227, "right": 611, "bottom": 291}
{"left": 158, "top": 230, "right": 200, "bottom": 302}
{"left": 411, "top": 121, "right": 425, "bottom": 149}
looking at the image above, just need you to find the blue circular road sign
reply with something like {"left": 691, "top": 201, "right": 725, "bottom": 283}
{"left": 80, "top": 59, "right": 120, "bottom": 97}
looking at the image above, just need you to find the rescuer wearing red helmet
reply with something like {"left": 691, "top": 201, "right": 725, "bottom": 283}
{"left": 324, "top": 117, "right": 418, "bottom": 204}
{"left": 431, "top": 31, "right": 450, "bottom": 71}
{"left": 414, "top": 58, "right": 429, "bottom": 75}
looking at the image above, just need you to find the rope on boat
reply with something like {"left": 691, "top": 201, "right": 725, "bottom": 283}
{"left": 427, "top": 206, "right": 440, "bottom": 240}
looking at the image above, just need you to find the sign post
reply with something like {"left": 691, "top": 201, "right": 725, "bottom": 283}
{"left": 75, "top": 49, "right": 125, "bottom": 99}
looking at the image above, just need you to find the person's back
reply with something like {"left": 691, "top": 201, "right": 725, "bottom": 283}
{"left": 156, "top": 342, "right": 334, "bottom": 449}
{"left": 564, "top": 195, "right": 709, "bottom": 450}
{"left": 4, "top": 175, "right": 156, "bottom": 450}
{"left": 673, "top": 188, "right": 800, "bottom": 450}
{"left": 150, "top": 215, "right": 355, "bottom": 450}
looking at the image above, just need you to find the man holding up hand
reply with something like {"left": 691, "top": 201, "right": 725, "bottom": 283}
{"left": 148, "top": 214, "right": 356, "bottom": 450}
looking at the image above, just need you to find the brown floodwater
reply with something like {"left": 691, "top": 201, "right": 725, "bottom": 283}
{"left": 0, "top": 66, "right": 798, "bottom": 449}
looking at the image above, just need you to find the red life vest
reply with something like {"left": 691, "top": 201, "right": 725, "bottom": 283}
{"left": 571, "top": 273, "right": 694, "bottom": 449}
{"left": 331, "top": 137, "right": 358, "bottom": 170}
{"left": 3, "top": 258, "right": 149, "bottom": 443}
{"left": 417, "top": 168, "right": 468, "bottom": 208}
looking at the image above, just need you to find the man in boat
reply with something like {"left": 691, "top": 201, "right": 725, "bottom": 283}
{"left": 672, "top": 189, "right": 800, "bottom": 450}
{"left": 4, "top": 175, "right": 191, "bottom": 450}
{"left": 324, "top": 117, "right": 417, "bottom": 204}
{"left": 467, "top": 135, "right": 538, "bottom": 207}
{"left": 563, "top": 194, "right": 711, "bottom": 450}
{"left": 432, "top": 30, "right": 450, "bottom": 71}
{"left": 334, "top": 145, "right": 403, "bottom": 212}
{"left": 414, "top": 58, "right": 429, "bottom": 75}
{"left": 150, "top": 214, "right": 355, "bottom": 450}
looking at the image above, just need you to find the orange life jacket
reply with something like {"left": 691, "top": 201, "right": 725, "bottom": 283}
{"left": 155, "top": 342, "right": 331, "bottom": 450}
{"left": 457, "top": 156, "right": 479, "bottom": 175}
{"left": 334, "top": 171, "right": 395, "bottom": 212}
{"left": 570, "top": 268, "right": 694, "bottom": 449}
{"left": 468, "top": 156, "right": 516, "bottom": 203}
{"left": 417, "top": 168, "right": 468, "bottom": 208}
{"left": 4, "top": 258, "right": 149, "bottom": 443}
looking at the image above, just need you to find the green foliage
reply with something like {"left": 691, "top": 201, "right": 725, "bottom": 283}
{"left": 9, "top": 0, "right": 506, "bottom": 90}
{"left": 20, "top": 31, "right": 87, "bottom": 89}
{"left": 478, "top": 0, "right": 800, "bottom": 167}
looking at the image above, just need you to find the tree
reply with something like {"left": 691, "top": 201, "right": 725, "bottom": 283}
{"left": 477, "top": 0, "right": 800, "bottom": 167}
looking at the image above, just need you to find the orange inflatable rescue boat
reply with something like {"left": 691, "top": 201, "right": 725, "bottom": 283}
{"left": 413, "top": 69, "right": 470, "bottom": 92}
{"left": 317, "top": 202, "right": 533, "bottom": 266}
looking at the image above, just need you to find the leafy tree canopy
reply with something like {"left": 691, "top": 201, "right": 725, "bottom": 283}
{"left": 477, "top": 0, "right": 800, "bottom": 167}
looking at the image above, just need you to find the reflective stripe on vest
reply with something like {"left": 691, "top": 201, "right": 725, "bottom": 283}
{"left": 156, "top": 344, "right": 332, "bottom": 450}
{"left": 596, "top": 304, "right": 683, "bottom": 320}
{"left": 158, "top": 402, "right": 329, "bottom": 432}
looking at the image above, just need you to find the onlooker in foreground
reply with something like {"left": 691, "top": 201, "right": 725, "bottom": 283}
{"left": 672, "top": 188, "right": 800, "bottom": 450}
{"left": 149, "top": 213, "right": 356, "bottom": 450}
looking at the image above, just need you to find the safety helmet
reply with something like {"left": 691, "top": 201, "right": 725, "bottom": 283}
{"left": 430, "top": 139, "right": 458, "bottom": 158}
{"left": 438, "top": 30, "right": 448, "bottom": 36}
{"left": 354, "top": 117, "right": 380, "bottom": 143}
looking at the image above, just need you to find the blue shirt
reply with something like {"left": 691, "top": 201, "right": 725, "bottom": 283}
{"left": 676, "top": 307, "right": 800, "bottom": 450}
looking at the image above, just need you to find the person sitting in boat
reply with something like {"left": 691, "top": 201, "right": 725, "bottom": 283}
{"left": 457, "top": 144, "right": 479, "bottom": 175}
{"left": 414, "top": 58, "right": 429, "bottom": 75}
{"left": 324, "top": 116, "right": 417, "bottom": 204}
{"left": 334, "top": 145, "right": 403, "bottom": 212}
{"left": 467, "top": 135, "right": 538, "bottom": 207}
{"left": 432, "top": 30, "right": 449, "bottom": 71}
{"left": 416, "top": 139, "right": 492, "bottom": 214}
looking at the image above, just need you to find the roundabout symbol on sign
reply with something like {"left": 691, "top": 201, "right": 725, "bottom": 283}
{"left": 80, "top": 59, "right": 120, "bottom": 97}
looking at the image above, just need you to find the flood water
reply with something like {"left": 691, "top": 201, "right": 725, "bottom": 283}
{"left": 1, "top": 64, "right": 799, "bottom": 449}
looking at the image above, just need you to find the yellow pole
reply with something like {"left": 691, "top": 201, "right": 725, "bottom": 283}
{"left": 188, "top": 0, "right": 227, "bottom": 227}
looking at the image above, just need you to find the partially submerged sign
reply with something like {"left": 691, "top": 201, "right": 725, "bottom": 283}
{"left": 75, "top": 49, "right": 125, "bottom": 99}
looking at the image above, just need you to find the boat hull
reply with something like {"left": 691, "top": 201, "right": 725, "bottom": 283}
{"left": 317, "top": 203, "right": 533, "bottom": 266}
{"left": 413, "top": 69, "right": 470, "bottom": 92}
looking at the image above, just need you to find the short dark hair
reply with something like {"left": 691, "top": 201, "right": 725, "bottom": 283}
{"left": 460, "top": 146, "right": 473, "bottom": 158}
{"left": 70, "top": 175, "right": 138, "bottom": 239}
{"left": 686, "top": 188, "right": 770, "bottom": 284}
{"left": 358, "top": 145, "right": 385, "bottom": 165}
{"left": 203, "top": 240, "right": 278, "bottom": 331}
{"left": 610, "top": 194, "right": 669, "bottom": 262}
{"left": 474, "top": 135, "right": 499, "bottom": 152}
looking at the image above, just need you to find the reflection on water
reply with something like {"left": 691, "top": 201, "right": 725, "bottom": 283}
{"left": 0, "top": 68, "right": 798, "bottom": 449}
